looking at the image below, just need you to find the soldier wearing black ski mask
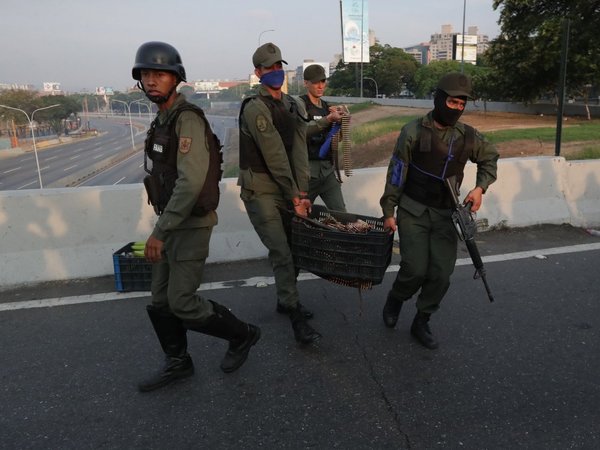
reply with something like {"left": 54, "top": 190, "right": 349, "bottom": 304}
{"left": 380, "top": 71, "right": 499, "bottom": 351}
{"left": 432, "top": 72, "right": 473, "bottom": 127}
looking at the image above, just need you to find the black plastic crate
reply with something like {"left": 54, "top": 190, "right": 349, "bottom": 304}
{"left": 291, "top": 205, "right": 393, "bottom": 286}
{"left": 113, "top": 242, "right": 152, "bottom": 292}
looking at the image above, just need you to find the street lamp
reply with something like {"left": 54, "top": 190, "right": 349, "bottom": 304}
{"left": 0, "top": 103, "right": 60, "bottom": 188}
{"left": 363, "top": 77, "right": 378, "bottom": 98}
{"left": 460, "top": 0, "right": 466, "bottom": 73}
{"left": 131, "top": 99, "right": 153, "bottom": 119}
{"left": 258, "top": 29, "right": 275, "bottom": 45}
{"left": 111, "top": 99, "right": 135, "bottom": 150}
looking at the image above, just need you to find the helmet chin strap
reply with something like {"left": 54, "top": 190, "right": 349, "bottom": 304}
{"left": 138, "top": 81, "right": 178, "bottom": 104}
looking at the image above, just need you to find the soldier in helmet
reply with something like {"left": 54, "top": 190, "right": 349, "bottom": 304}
{"left": 379, "top": 72, "right": 498, "bottom": 349}
{"left": 238, "top": 42, "right": 321, "bottom": 345}
{"left": 133, "top": 41, "right": 260, "bottom": 392}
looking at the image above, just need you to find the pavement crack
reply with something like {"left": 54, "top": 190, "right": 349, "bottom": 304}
{"left": 355, "top": 331, "right": 412, "bottom": 449}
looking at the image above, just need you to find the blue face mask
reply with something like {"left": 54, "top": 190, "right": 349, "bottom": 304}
{"left": 260, "top": 69, "right": 285, "bottom": 89}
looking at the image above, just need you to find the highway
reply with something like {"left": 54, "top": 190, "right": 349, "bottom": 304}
{"left": 0, "top": 114, "right": 236, "bottom": 190}
{"left": 1, "top": 224, "right": 599, "bottom": 449}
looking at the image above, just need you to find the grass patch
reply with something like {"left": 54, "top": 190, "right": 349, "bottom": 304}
{"left": 565, "top": 145, "right": 600, "bottom": 161}
{"left": 328, "top": 102, "right": 377, "bottom": 115}
{"left": 351, "top": 116, "right": 417, "bottom": 145}
{"left": 486, "top": 121, "right": 600, "bottom": 144}
{"left": 346, "top": 102, "right": 376, "bottom": 115}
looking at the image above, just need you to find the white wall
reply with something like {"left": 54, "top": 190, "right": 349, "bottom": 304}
{"left": 1, "top": 156, "right": 599, "bottom": 288}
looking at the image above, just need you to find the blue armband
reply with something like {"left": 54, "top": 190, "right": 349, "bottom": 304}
{"left": 318, "top": 122, "right": 341, "bottom": 159}
{"left": 391, "top": 155, "right": 404, "bottom": 187}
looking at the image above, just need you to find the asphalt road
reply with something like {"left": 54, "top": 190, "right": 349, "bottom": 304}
{"left": 1, "top": 114, "right": 236, "bottom": 190}
{"left": 1, "top": 224, "right": 599, "bottom": 449}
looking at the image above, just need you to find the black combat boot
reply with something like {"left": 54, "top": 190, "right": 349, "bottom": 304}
{"left": 184, "top": 301, "right": 261, "bottom": 373}
{"left": 410, "top": 312, "right": 439, "bottom": 350}
{"left": 138, "top": 306, "right": 195, "bottom": 392}
{"left": 276, "top": 301, "right": 313, "bottom": 319}
{"left": 382, "top": 292, "right": 403, "bottom": 328}
{"left": 290, "top": 307, "right": 322, "bottom": 344}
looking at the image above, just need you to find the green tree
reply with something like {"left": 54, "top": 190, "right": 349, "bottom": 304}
{"left": 0, "top": 90, "right": 41, "bottom": 121}
{"left": 38, "top": 95, "right": 80, "bottom": 136}
{"left": 0, "top": 91, "right": 80, "bottom": 136}
{"left": 412, "top": 61, "right": 491, "bottom": 100}
{"left": 328, "top": 59, "right": 359, "bottom": 96}
{"left": 369, "top": 43, "right": 419, "bottom": 97}
{"left": 487, "top": 0, "right": 600, "bottom": 102}
{"left": 413, "top": 61, "right": 463, "bottom": 98}
{"left": 328, "top": 43, "right": 420, "bottom": 98}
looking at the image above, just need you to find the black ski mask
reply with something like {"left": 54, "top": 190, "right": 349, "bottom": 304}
{"left": 432, "top": 89, "right": 466, "bottom": 127}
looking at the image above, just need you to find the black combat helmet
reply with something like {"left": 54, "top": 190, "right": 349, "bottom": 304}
{"left": 132, "top": 41, "right": 186, "bottom": 82}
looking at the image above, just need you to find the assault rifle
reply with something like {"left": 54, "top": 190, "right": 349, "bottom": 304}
{"left": 445, "top": 176, "right": 495, "bottom": 302}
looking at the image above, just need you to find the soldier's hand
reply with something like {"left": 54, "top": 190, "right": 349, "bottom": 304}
{"left": 300, "top": 198, "right": 312, "bottom": 215}
{"left": 327, "top": 107, "right": 343, "bottom": 123}
{"left": 383, "top": 216, "right": 397, "bottom": 234}
{"left": 464, "top": 187, "right": 484, "bottom": 212}
{"left": 293, "top": 199, "right": 310, "bottom": 217}
{"left": 144, "top": 235, "right": 164, "bottom": 263}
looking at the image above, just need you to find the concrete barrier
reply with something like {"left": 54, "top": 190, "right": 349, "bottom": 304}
{"left": 1, "top": 156, "right": 599, "bottom": 288}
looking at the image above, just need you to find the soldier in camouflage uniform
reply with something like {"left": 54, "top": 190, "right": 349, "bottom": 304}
{"left": 297, "top": 64, "right": 346, "bottom": 212}
{"left": 238, "top": 43, "right": 321, "bottom": 345}
{"left": 380, "top": 72, "right": 499, "bottom": 349}
{"left": 134, "top": 41, "right": 260, "bottom": 392}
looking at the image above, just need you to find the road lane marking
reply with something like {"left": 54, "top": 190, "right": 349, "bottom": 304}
{"left": 18, "top": 180, "right": 39, "bottom": 189}
{"left": 2, "top": 242, "right": 599, "bottom": 312}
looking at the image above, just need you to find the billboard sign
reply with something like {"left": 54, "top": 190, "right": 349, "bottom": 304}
{"left": 340, "top": 0, "right": 369, "bottom": 63}
{"left": 453, "top": 34, "right": 478, "bottom": 64}
{"left": 96, "top": 87, "right": 115, "bottom": 96}
{"left": 43, "top": 82, "right": 61, "bottom": 92}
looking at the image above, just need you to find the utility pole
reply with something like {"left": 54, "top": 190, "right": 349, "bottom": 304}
{"left": 555, "top": 19, "right": 570, "bottom": 157}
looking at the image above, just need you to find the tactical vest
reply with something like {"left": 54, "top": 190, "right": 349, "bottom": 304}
{"left": 144, "top": 102, "right": 223, "bottom": 216}
{"left": 300, "top": 94, "right": 331, "bottom": 161}
{"left": 239, "top": 94, "right": 297, "bottom": 173}
{"left": 403, "top": 120, "right": 474, "bottom": 208}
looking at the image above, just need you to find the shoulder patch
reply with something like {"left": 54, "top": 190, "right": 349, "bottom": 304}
{"left": 256, "top": 115, "right": 269, "bottom": 132}
{"left": 179, "top": 137, "right": 192, "bottom": 154}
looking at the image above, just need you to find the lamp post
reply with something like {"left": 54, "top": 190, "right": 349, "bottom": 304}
{"left": 363, "top": 77, "right": 378, "bottom": 98}
{"left": 0, "top": 103, "right": 60, "bottom": 188}
{"left": 258, "top": 29, "right": 275, "bottom": 45}
{"left": 460, "top": 0, "right": 466, "bottom": 73}
{"left": 111, "top": 99, "right": 135, "bottom": 150}
{"left": 131, "top": 99, "right": 153, "bottom": 119}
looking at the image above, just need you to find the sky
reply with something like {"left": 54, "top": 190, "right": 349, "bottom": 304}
{"left": 1, "top": 0, "right": 501, "bottom": 93}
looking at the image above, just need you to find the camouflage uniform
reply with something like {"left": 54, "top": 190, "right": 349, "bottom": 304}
{"left": 238, "top": 84, "right": 309, "bottom": 310}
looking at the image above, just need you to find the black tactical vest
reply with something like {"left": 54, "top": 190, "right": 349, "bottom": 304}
{"left": 144, "top": 102, "right": 223, "bottom": 216}
{"left": 403, "top": 120, "right": 474, "bottom": 208}
{"left": 239, "top": 94, "right": 297, "bottom": 173}
{"left": 300, "top": 94, "right": 331, "bottom": 161}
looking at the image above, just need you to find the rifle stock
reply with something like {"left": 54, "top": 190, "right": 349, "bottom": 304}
{"left": 445, "top": 176, "right": 495, "bottom": 302}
